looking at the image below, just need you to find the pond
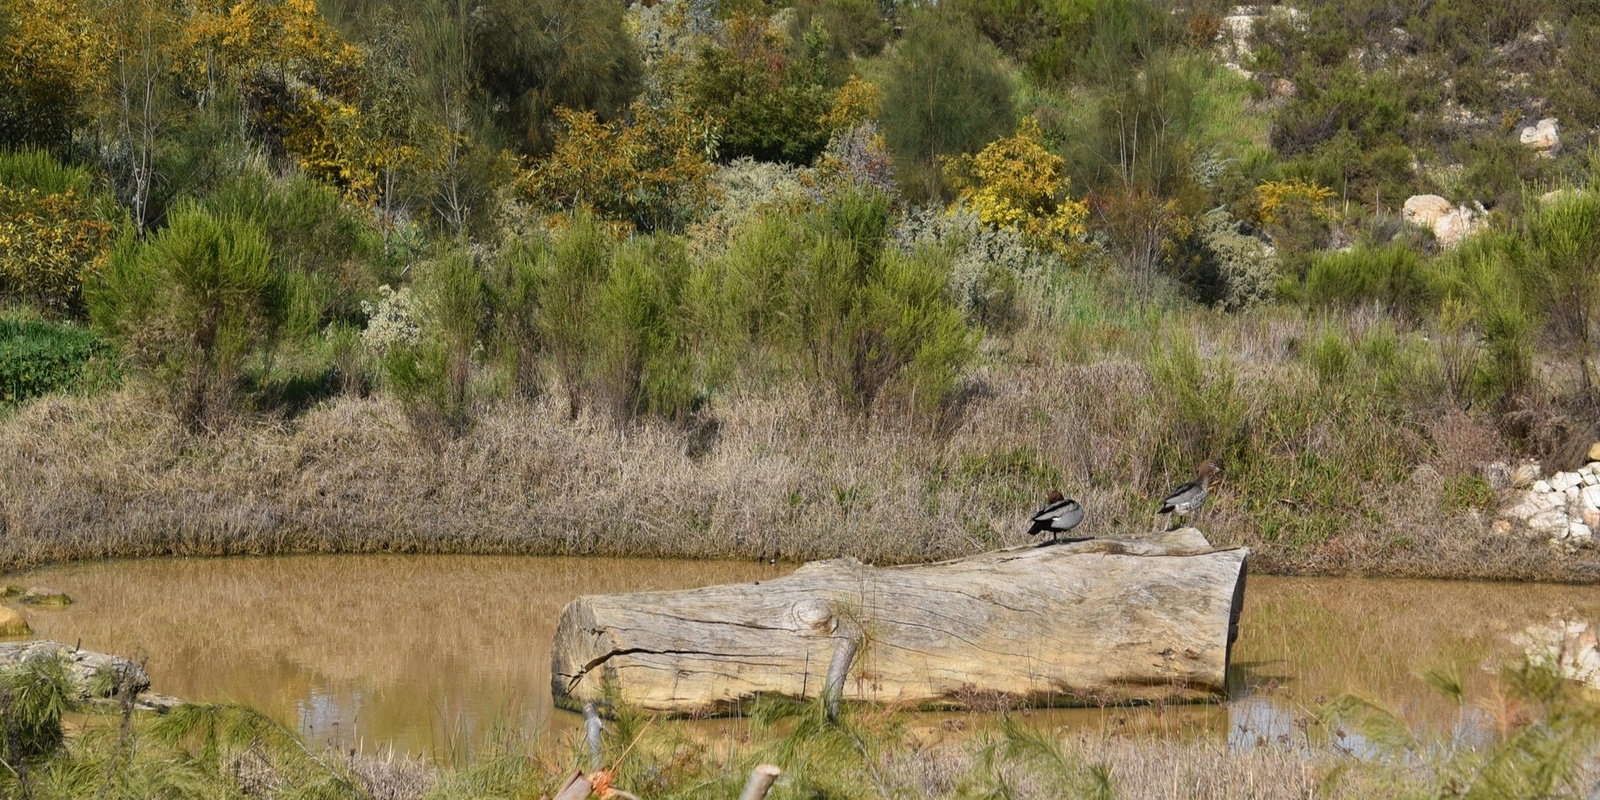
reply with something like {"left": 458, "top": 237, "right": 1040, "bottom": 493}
{"left": 3, "top": 555, "right": 1597, "bottom": 758}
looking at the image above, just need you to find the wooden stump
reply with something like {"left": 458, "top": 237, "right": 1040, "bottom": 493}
{"left": 552, "top": 530, "right": 1248, "bottom": 716}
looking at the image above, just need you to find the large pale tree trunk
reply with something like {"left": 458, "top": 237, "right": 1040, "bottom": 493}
{"left": 552, "top": 530, "right": 1248, "bottom": 716}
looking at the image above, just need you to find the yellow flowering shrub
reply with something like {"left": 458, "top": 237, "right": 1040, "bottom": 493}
{"left": 819, "top": 74, "right": 883, "bottom": 133}
{"left": 0, "top": 187, "right": 116, "bottom": 319}
{"left": 1256, "top": 179, "right": 1336, "bottom": 225}
{"left": 944, "top": 118, "right": 1088, "bottom": 258}
{"left": 0, "top": 0, "right": 108, "bottom": 146}
{"left": 523, "top": 103, "right": 719, "bottom": 233}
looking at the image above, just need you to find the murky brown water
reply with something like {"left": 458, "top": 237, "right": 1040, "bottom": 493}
{"left": 4, "top": 555, "right": 1597, "bottom": 758}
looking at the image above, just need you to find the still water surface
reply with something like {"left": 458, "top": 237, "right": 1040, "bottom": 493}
{"left": 4, "top": 555, "right": 1597, "bottom": 757}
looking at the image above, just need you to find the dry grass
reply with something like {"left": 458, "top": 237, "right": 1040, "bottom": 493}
{"left": 2, "top": 306, "right": 1598, "bottom": 581}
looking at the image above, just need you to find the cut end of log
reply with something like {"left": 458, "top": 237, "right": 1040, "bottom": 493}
{"left": 553, "top": 532, "right": 1249, "bottom": 717}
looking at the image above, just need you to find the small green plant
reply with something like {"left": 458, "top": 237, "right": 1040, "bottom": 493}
{"left": 0, "top": 313, "right": 116, "bottom": 404}
{"left": 1303, "top": 243, "right": 1433, "bottom": 317}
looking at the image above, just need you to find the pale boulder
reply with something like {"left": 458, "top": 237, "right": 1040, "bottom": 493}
{"left": 1582, "top": 484, "right": 1600, "bottom": 509}
{"left": 0, "top": 606, "right": 29, "bottom": 637}
{"left": 1590, "top": 442, "right": 1600, "bottom": 462}
{"left": 1403, "top": 194, "right": 1453, "bottom": 228}
{"left": 1520, "top": 118, "right": 1560, "bottom": 156}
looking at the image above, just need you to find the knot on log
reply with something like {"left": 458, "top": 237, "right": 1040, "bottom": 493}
{"left": 790, "top": 598, "right": 836, "bottom": 633}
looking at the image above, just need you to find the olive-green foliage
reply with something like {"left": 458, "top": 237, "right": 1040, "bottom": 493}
{"left": 0, "top": 313, "right": 117, "bottom": 404}
{"left": 540, "top": 212, "right": 613, "bottom": 420}
{"left": 1146, "top": 333, "right": 1249, "bottom": 472}
{"left": 800, "top": 189, "right": 978, "bottom": 413}
{"left": 469, "top": 0, "right": 643, "bottom": 155}
{"left": 877, "top": 13, "right": 1015, "bottom": 198}
{"left": 89, "top": 201, "right": 282, "bottom": 428}
{"left": 206, "top": 171, "right": 385, "bottom": 340}
{"left": 592, "top": 236, "right": 699, "bottom": 420}
{"left": 1272, "top": 65, "right": 1422, "bottom": 202}
{"left": 1525, "top": 191, "right": 1600, "bottom": 399}
{"left": 953, "top": 0, "right": 1171, "bottom": 87}
{"left": 1173, "top": 209, "right": 1279, "bottom": 311}
{"left": 1303, "top": 243, "right": 1433, "bottom": 317}
{"left": 787, "top": 0, "right": 890, "bottom": 75}
{"left": 686, "top": 15, "right": 833, "bottom": 164}
{"left": 1431, "top": 232, "right": 1538, "bottom": 404}
{"left": 0, "top": 149, "right": 121, "bottom": 319}
{"left": 1453, "top": 132, "right": 1541, "bottom": 215}
{"left": 486, "top": 241, "right": 544, "bottom": 399}
{"left": 700, "top": 193, "right": 978, "bottom": 414}
{"left": 384, "top": 248, "right": 484, "bottom": 438}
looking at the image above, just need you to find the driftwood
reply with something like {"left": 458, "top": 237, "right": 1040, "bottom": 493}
{"left": 551, "top": 530, "right": 1248, "bottom": 716}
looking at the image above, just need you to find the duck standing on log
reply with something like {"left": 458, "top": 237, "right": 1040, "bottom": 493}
{"left": 1158, "top": 460, "right": 1221, "bottom": 530}
{"left": 1028, "top": 490, "right": 1085, "bottom": 543}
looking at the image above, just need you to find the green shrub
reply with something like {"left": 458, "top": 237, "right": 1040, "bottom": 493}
{"left": 540, "top": 212, "right": 614, "bottom": 419}
{"left": 1175, "top": 208, "right": 1279, "bottom": 311}
{"left": 1303, "top": 243, "right": 1434, "bottom": 316}
{"left": 384, "top": 248, "right": 485, "bottom": 438}
{"left": 685, "top": 13, "right": 833, "bottom": 164}
{"left": 877, "top": 13, "right": 1015, "bottom": 199}
{"left": 0, "top": 314, "right": 115, "bottom": 404}
{"left": 592, "top": 235, "right": 699, "bottom": 420}
{"left": 0, "top": 653, "right": 74, "bottom": 769}
{"left": 0, "top": 148, "right": 92, "bottom": 195}
{"left": 1430, "top": 232, "right": 1536, "bottom": 404}
{"left": 88, "top": 201, "right": 282, "bottom": 428}
{"left": 206, "top": 171, "right": 384, "bottom": 338}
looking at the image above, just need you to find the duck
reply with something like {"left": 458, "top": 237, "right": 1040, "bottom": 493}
{"left": 1158, "top": 460, "right": 1222, "bottom": 530}
{"left": 1028, "top": 490, "right": 1085, "bottom": 543}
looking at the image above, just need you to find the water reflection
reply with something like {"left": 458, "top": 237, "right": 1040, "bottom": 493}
{"left": 4, "top": 556, "right": 1597, "bottom": 758}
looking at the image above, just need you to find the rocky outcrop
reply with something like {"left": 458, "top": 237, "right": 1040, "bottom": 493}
{"left": 1497, "top": 459, "right": 1600, "bottom": 551}
{"left": 1403, "top": 194, "right": 1485, "bottom": 248}
{"left": 0, "top": 641, "right": 181, "bottom": 711}
{"left": 18, "top": 587, "right": 72, "bottom": 607}
{"left": 0, "top": 606, "right": 30, "bottom": 637}
{"left": 1520, "top": 117, "right": 1560, "bottom": 157}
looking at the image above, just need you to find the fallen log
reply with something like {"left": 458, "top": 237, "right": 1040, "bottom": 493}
{"left": 552, "top": 530, "right": 1248, "bottom": 716}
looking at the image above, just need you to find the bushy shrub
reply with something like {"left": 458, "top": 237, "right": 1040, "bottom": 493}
{"left": 877, "top": 14, "right": 1015, "bottom": 199}
{"left": 382, "top": 249, "right": 485, "bottom": 438}
{"left": 540, "top": 211, "right": 614, "bottom": 419}
{"left": 1176, "top": 209, "right": 1278, "bottom": 311}
{"left": 1431, "top": 232, "right": 1537, "bottom": 404}
{"left": 801, "top": 189, "right": 977, "bottom": 412}
{"left": 1303, "top": 243, "right": 1433, "bottom": 316}
{"left": 894, "top": 205, "right": 1066, "bottom": 329}
{"left": 592, "top": 236, "right": 699, "bottom": 420}
{"left": 522, "top": 102, "right": 718, "bottom": 233}
{"left": 689, "top": 157, "right": 806, "bottom": 253}
{"left": 943, "top": 118, "right": 1089, "bottom": 259}
{"left": 88, "top": 201, "right": 282, "bottom": 428}
{"left": 0, "top": 150, "right": 119, "bottom": 319}
{"left": 684, "top": 13, "right": 833, "bottom": 163}
{"left": 206, "top": 171, "right": 384, "bottom": 337}
{"left": 0, "top": 314, "right": 116, "bottom": 404}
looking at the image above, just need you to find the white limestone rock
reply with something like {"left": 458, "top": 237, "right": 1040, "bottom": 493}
{"left": 1520, "top": 117, "right": 1560, "bottom": 156}
{"left": 1533, "top": 479, "right": 1553, "bottom": 494}
{"left": 1582, "top": 484, "right": 1600, "bottom": 509}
